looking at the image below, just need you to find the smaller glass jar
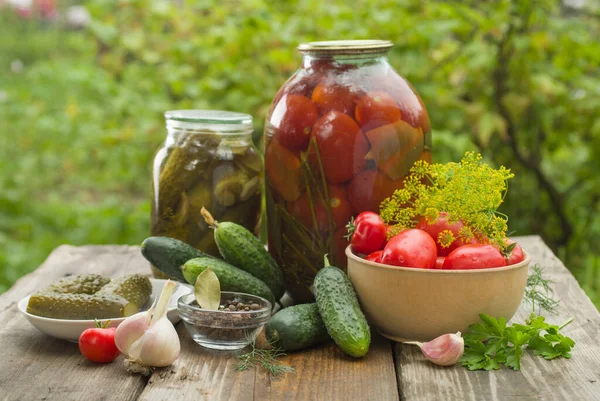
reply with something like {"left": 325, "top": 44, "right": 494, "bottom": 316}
{"left": 151, "top": 110, "right": 263, "bottom": 278}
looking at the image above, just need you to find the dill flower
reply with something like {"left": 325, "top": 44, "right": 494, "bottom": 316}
{"left": 379, "top": 152, "right": 514, "bottom": 249}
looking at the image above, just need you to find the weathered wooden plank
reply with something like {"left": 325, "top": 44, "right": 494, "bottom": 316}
{"left": 138, "top": 323, "right": 399, "bottom": 401}
{"left": 252, "top": 333, "right": 398, "bottom": 401}
{"left": 0, "top": 245, "right": 151, "bottom": 401}
{"left": 395, "top": 236, "right": 600, "bottom": 401}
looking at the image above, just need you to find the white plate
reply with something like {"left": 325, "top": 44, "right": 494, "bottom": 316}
{"left": 18, "top": 279, "right": 192, "bottom": 342}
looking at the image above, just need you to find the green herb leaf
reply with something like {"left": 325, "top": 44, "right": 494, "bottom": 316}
{"left": 523, "top": 265, "right": 560, "bottom": 314}
{"left": 460, "top": 313, "right": 575, "bottom": 371}
{"left": 194, "top": 267, "right": 221, "bottom": 310}
{"left": 235, "top": 338, "right": 295, "bottom": 376}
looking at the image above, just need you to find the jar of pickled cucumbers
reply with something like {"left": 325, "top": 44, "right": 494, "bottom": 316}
{"left": 264, "top": 40, "right": 431, "bottom": 302}
{"left": 151, "top": 110, "right": 263, "bottom": 278}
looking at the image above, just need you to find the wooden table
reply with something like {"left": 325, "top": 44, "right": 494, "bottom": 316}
{"left": 1, "top": 236, "right": 600, "bottom": 401}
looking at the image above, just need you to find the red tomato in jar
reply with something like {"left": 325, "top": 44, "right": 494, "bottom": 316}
{"left": 416, "top": 212, "right": 475, "bottom": 256}
{"left": 504, "top": 238, "right": 525, "bottom": 265}
{"left": 312, "top": 82, "right": 360, "bottom": 116}
{"left": 271, "top": 94, "right": 319, "bottom": 150}
{"left": 365, "top": 250, "right": 383, "bottom": 263}
{"left": 265, "top": 138, "right": 304, "bottom": 201}
{"left": 435, "top": 256, "right": 446, "bottom": 269}
{"left": 287, "top": 184, "right": 353, "bottom": 231}
{"left": 78, "top": 324, "right": 120, "bottom": 364}
{"left": 355, "top": 91, "right": 403, "bottom": 131}
{"left": 311, "top": 111, "right": 369, "bottom": 184}
{"left": 443, "top": 244, "right": 507, "bottom": 270}
{"left": 381, "top": 70, "right": 431, "bottom": 133}
{"left": 348, "top": 169, "right": 405, "bottom": 213}
{"left": 381, "top": 229, "right": 437, "bottom": 268}
{"left": 350, "top": 211, "right": 387, "bottom": 255}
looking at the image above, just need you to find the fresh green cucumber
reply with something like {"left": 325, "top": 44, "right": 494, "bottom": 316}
{"left": 265, "top": 303, "right": 330, "bottom": 351}
{"left": 141, "top": 236, "right": 210, "bottom": 282}
{"left": 313, "top": 257, "right": 370, "bottom": 358}
{"left": 201, "top": 208, "right": 285, "bottom": 300}
{"left": 182, "top": 257, "right": 275, "bottom": 306}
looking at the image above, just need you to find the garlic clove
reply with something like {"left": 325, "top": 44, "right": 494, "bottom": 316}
{"left": 114, "top": 280, "right": 180, "bottom": 374}
{"left": 418, "top": 331, "right": 464, "bottom": 366}
{"left": 114, "top": 308, "right": 152, "bottom": 355}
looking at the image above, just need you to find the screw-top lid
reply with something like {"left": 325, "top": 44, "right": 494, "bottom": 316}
{"left": 164, "top": 110, "right": 253, "bottom": 133}
{"left": 297, "top": 40, "right": 393, "bottom": 55}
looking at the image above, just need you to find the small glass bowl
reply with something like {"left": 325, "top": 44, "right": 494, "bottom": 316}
{"left": 178, "top": 292, "right": 272, "bottom": 350}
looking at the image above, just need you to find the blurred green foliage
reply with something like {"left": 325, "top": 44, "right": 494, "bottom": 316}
{"left": 1, "top": 0, "right": 599, "bottom": 307}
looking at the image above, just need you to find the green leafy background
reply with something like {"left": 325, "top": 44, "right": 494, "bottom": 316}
{"left": 1, "top": 0, "right": 599, "bottom": 307}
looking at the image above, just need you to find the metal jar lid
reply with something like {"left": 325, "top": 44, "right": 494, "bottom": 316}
{"left": 297, "top": 40, "right": 393, "bottom": 55}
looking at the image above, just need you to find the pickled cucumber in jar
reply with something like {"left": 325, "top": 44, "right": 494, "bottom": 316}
{"left": 150, "top": 110, "right": 263, "bottom": 277}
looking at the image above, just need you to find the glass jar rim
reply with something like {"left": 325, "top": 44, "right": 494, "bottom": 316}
{"left": 165, "top": 109, "right": 252, "bottom": 125}
{"left": 165, "top": 110, "right": 253, "bottom": 134}
{"left": 297, "top": 39, "right": 393, "bottom": 55}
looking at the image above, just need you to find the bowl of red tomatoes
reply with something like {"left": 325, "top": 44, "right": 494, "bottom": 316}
{"left": 346, "top": 212, "right": 530, "bottom": 342}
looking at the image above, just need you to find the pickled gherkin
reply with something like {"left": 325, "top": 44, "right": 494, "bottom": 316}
{"left": 96, "top": 274, "right": 152, "bottom": 309}
{"left": 27, "top": 293, "right": 137, "bottom": 320}
{"left": 26, "top": 274, "right": 153, "bottom": 320}
{"left": 150, "top": 110, "right": 263, "bottom": 278}
{"left": 43, "top": 274, "right": 110, "bottom": 295}
{"left": 156, "top": 132, "right": 221, "bottom": 215}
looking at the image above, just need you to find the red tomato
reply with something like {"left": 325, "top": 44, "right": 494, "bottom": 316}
{"left": 287, "top": 184, "right": 353, "bottom": 231}
{"left": 504, "top": 238, "right": 525, "bottom": 265}
{"left": 311, "top": 111, "right": 369, "bottom": 184}
{"left": 348, "top": 169, "right": 405, "bottom": 213}
{"left": 443, "top": 244, "right": 507, "bottom": 270}
{"left": 435, "top": 256, "right": 446, "bottom": 269}
{"left": 350, "top": 211, "right": 387, "bottom": 255}
{"left": 383, "top": 70, "right": 431, "bottom": 133}
{"left": 270, "top": 95, "right": 319, "bottom": 150}
{"left": 365, "top": 250, "right": 383, "bottom": 263}
{"left": 312, "top": 82, "right": 359, "bottom": 116}
{"left": 416, "top": 212, "right": 475, "bottom": 256}
{"left": 381, "top": 229, "right": 437, "bottom": 268}
{"left": 328, "top": 185, "right": 354, "bottom": 229}
{"left": 78, "top": 324, "right": 120, "bottom": 364}
{"left": 355, "top": 91, "right": 403, "bottom": 131}
{"left": 265, "top": 138, "right": 304, "bottom": 201}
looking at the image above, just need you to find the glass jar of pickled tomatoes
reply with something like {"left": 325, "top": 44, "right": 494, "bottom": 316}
{"left": 264, "top": 40, "right": 431, "bottom": 302}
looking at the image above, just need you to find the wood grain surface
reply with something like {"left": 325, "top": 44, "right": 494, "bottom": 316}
{"left": 1, "top": 237, "right": 599, "bottom": 401}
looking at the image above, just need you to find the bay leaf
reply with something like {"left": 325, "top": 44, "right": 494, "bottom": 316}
{"left": 194, "top": 267, "right": 221, "bottom": 310}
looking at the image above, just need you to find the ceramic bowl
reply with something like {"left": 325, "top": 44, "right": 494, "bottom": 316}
{"left": 18, "top": 279, "right": 193, "bottom": 342}
{"left": 346, "top": 246, "right": 530, "bottom": 342}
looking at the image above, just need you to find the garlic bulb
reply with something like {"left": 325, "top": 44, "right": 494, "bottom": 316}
{"left": 411, "top": 332, "right": 464, "bottom": 366}
{"left": 115, "top": 280, "right": 180, "bottom": 374}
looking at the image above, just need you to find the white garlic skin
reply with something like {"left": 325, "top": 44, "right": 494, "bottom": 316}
{"left": 115, "top": 311, "right": 150, "bottom": 355}
{"left": 419, "top": 331, "right": 464, "bottom": 366}
{"left": 126, "top": 317, "right": 180, "bottom": 367}
{"left": 114, "top": 280, "right": 180, "bottom": 369}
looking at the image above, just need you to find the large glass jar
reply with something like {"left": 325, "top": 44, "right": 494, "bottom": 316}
{"left": 264, "top": 40, "right": 431, "bottom": 302}
{"left": 151, "top": 110, "right": 263, "bottom": 278}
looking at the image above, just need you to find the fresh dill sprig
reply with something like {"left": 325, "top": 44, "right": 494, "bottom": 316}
{"left": 523, "top": 265, "right": 560, "bottom": 314}
{"left": 379, "top": 152, "right": 514, "bottom": 249}
{"left": 235, "top": 338, "right": 295, "bottom": 376}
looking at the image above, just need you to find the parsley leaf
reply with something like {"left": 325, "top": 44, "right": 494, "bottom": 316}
{"left": 460, "top": 313, "right": 575, "bottom": 371}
